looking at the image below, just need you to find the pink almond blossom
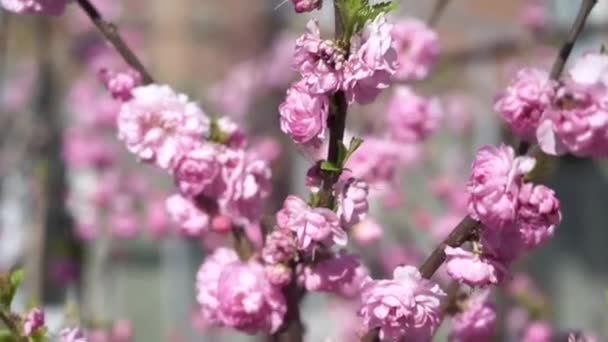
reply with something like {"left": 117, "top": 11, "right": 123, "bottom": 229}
{"left": 174, "top": 143, "right": 220, "bottom": 197}
{"left": 117, "top": 84, "right": 210, "bottom": 170}
{"left": 386, "top": 86, "right": 443, "bottom": 143}
{"left": 343, "top": 14, "right": 398, "bottom": 105}
{"left": 359, "top": 265, "right": 446, "bottom": 341}
{"left": 23, "top": 308, "right": 45, "bottom": 337}
{"left": 165, "top": 194, "right": 210, "bottom": 237}
{"left": 291, "top": 0, "right": 321, "bottom": 13}
{"left": 299, "top": 253, "right": 361, "bottom": 293}
{"left": 449, "top": 290, "right": 497, "bottom": 342}
{"left": 337, "top": 178, "right": 369, "bottom": 228}
{"left": 517, "top": 183, "right": 561, "bottom": 248}
{"left": 217, "top": 261, "right": 287, "bottom": 334}
{"left": 444, "top": 246, "right": 509, "bottom": 287}
{"left": 276, "top": 195, "right": 347, "bottom": 252}
{"left": 495, "top": 68, "right": 555, "bottom": 141}
{"left": 279, "top": 80, "right": 329, "bottom": 146}
{"left": 391, "top": 18, "right": 439, "bottom": 81}
{"left": 467, "top": 144, "right": 535, "bottom": 228}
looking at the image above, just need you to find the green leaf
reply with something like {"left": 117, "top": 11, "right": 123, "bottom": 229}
{"left": 0, "top": 329, "right": 14, "bottom": 342}
{"left": 337, "top": 0, "right": 398, "bottom": 41}
{"left": 320, "top": 160, "right": 341, "bottom": 172}
{"left": 342, "top": 137, "right": 364, "bottom": 165}
{"left": 8, "top": 270, "right": 23, "bottom": 293}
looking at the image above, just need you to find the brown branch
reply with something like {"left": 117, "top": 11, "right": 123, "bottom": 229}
{"left": 75, "top": 0, "right": 154, "bottom": 84}
{"left": 0, "top": 310, "right": 18, "bottom": 334}
{"left": 427, "top": 0, "right": 451, "bottom": 27}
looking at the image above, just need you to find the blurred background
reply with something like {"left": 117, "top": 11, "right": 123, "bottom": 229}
{"left": 1, "top": 0, "right": 607, "bottom": 341}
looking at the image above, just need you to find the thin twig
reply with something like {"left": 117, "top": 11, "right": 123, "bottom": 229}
{"left": 0, "top": 310, "right": 18, "bottom": 334}
{"left": 427, "top": 0, "right": 451, "bottom": 27}
{"left": 75, "top": 0, "right": 154, "bottom": 84}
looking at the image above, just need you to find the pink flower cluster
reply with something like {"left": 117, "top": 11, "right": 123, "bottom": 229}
{"left": 281, "top": 14, "right": 398, "bottom": 144}
{"left": 23, "top": 308, "right": 45, "bottom": 337}
{"left": 276, "top": 195, "right": 347, "bottom": 252}
{"left": 391, "top": 18, "right": 440, "bottom": 81}
{"left": 1, "top": 0, "right": 70, "bottom": 15}
{"left": 446, "top": 144, "right": 561, "bottom": 287}
{"left": 386, "top": 86, "right": 443, "bottom": 144}
{"left": 496, "top": 54, "right": 608, "bottom": 158}
{"left": 195, "top": 248, "right": 286, "bottom": 334}
{"left": 359, "top": 266, "right": 446, "bottom": 341}
{"left": 117, "top": 84, "right": 272, "bottom": 235}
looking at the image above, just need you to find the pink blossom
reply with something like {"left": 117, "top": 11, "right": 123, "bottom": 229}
{"left": 517, "top": 183, "right": 561, "bottom": 248}
{"left": 217, "top": 261, "right": 287, "bottom": 334}
{"left": 479, "top": 223, "right": 525, "bottom": 265}
{"left": 351, "top": 218, "right": 383, "bottom": 245}
{"left": 216, "top": 116, "right": 247, "bottom": 149}
{"left": 299, "top": 253, "right": 361, "bottom": 293}
{"left": 522, "top": 1, "right": 548, "bottom": 33}
{"left": 219, "top": 151, "right": 272, "bottom": 225}
{"left": 23, "top": 308, "right": 45, "bottom": 337}
{"left": 495, "top": 68, "right": 555, "bottom": 141}
{"left": 343, "top": 14, "right": 398, "bottom": 104}
{"left": 195, "top": 247, "right": 240, "bottom": 325}
{"left": 391, "top": 18, "right": 439, "bottom": 81}
{"left": 386, "top": 86, "right": 443, "bottom": 143}
{"left": 359, "top": 266, "right": 446, "bottom": 341}
{"left": 98, "top": 68, "right": 141, "bottom": 101}
{"left": 165, "top": 194, "right": 210, "bottom": 237}
{"left": 569, "top": 53, "right": 608, "bottom": 86}
{"left": 265, "top": 263, "right": 293, "bottom": 287}
{"left": 444, "top": 246, "right": 509, "bottom": 287}
{"left": 467, "top": 144, "right": 536, "bottom": 228}
{"left": 344, "top": 137, "right": 401, "bottom": 186}
{"left": 60, "top": 327, "right": 88, "bottom": 342}
{"left": 293, "top": 20, "right": 344, "bottom": 94}
{"left": 305, "top": 161, "right": 323, "bottom": 192}
{"left": 117, "top": 85, "right": 210, "bottom": 170}
{"left": 449, "top": 290, "right": 497, "bottom": 342}
{"left": 276, "top": 195, "right": 347, "bottom": 252}
{"left": 337, "top": 178, "right": 369, "bottom": 228}
{"left": 262, "top": 229, "right": 297, "bottom": 265}
{"left": 173, "top": 143, "right": 220, "bottom": 197}
{"left": 566, "top": 331, "right": 599, "bottom": 342}
{"left": 1, "top": 0, "right": 70, "bottom": 15}
{"left": 279, "top": 80, "right": 329, "bottom": 146}
{"left": 291, "top": 0, "right": 321, "bottom": 13}
{"left": 250, "top": 137, "right": 282, "bottom": 163}
{"left": 522, "top": 321, "right": 554, "bottom": 342}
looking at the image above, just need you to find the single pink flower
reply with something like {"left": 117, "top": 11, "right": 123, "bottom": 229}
{"left": 98, "top": 67, "right": 142, "bottom": 101}
{"left": 23, "top": 308, "right": 45, "bottom": 337}
{"left": 517, "top": 183, "right": 561, "bottom": 248}
{"left": 262, "top": 229, "right": 297, "bottom": 265}
{"left": 449, "top": 290, "right": 497, "bottom": 342}
{"left": 217, "top": 261, "right": 287, "bottom": 334}
{"left": 174, "top": 143, "right": 220, "bottom": 197}
{"left": 276, "top": 195, "right": 347, "bottom": 252}
{"left": 117, "top": 84, "right": 210, "bottom": 170}
{"left": 279, "top": 80, "right": 329, "bottom": 146}
{"left": 359, "top": 266, "right": 446, "bottom": 341}
{"left": 291, "top": 0, "right": 321, "bottom": 13}
{"left": 337, "top": 178, "right": 369, "bottom": 228}
{"left": 299, "top": 253, "right": 361, "bottom": 293}
{"left": 386, "top": 86, "right": 443, "bottom": 143}
{"left": 391, "top": 18, "right": 439, "bottom": 81}
{"left": 495, "top": 68, "right": 556, "bottom": 141}
{"left": 343, "top": 14, "right": 398, "bottom": 104}
{"left": 467, "top": 144, "right": 535, "bottom": 228}
{"left": 444, "top": 246, "right": 509, "bottom": 287}
{"left": 165, "top": 194, "right": 210, "bottom": 237}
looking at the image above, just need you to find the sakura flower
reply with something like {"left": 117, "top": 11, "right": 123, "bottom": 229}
{"left": 117, "top": 84, "right": 210, "bottom": 170}
{"left": 343, "top": 14, "right": 398, "bottom": 104}
{"left": 262, "top": 229, "right": 297, "bottom": 265}
{"left": 449, "top": 290, "right": 497, "bottom": 342}
{"left": 291, "top": 0, "right": 321, "bottom": 13}
{"left": 276, "top": 195, "right": 347, "bottom": 252}
{"left": 495, "top": 68, "right": 555, "bottom": 141}
{"left": 165, "top": 194, "right": 210, "bottom": 237}
{"left": 386, "top": 86, "right": 443, "bottom": 143}
{"left": 195, "top": 247, "right": 240, "bottom": 325}
{"left": 517, "top": 183, "right": 561, "bottom": 248}
{"left": 337, "top": 178, "right": 369, "bottom": 228}
{"left": 174, "top": 143, "right": 220, "bottom": 197}
{"left": 391, "top": 18, "right": 439, "bottom": 81}
{"left": 293, "top": 20, "right": 344, "bottom": 94}
{"left": 23, "top": 308, "right": 45, "bottom": 337}
{"left": 217, "top": 261, "right": 287, "bottom": 334}
{"left": 279, "top": 80, "right": 329, "bottom": 146}
{"left": 444, "top": 246, "right": 509, "bottom": 287}
{"left": 359, "top": 265, "right": 446, "bottom": 341}
{"left": 1, "top": 0, "right": 70, "bottom": 15}
{"left": 467, "top": 144, "right": 535, "bottom": 228}
{"left": 98, "top": 68, "right": 142, "bottom": 101}
{"left": 299, "top": 253, "right": 361, "bottom": 293}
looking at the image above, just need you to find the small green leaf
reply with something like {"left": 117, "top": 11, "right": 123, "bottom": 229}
{"left": 8, "top": 270, "right": 23, "bottom": 292}
{"left": 342, "top": 137, "right": 364, "bottom": 164}
{"left": 308, "top": 192, "right": 321, "bottom": 207}
{"left": 320, "top": 160, "right": 341, "bottom": 172}
{"left": 337, "top": 142, "right": 348, "bottom": 166}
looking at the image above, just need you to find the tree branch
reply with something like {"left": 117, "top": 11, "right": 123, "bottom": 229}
{"left": 75, "top": 0, "right": 154, "bottom": 84}
{"left": 0, "top": 310, "right": 18, "bottom": 334}
{"left": 427, "top": 0, "right": 451, "bottom": 27}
